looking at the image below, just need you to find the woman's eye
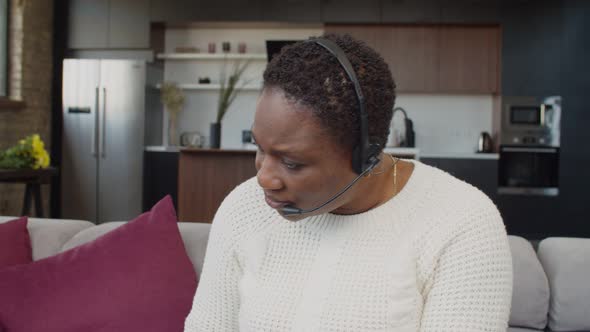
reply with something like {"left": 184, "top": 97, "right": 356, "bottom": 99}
{"left": 283, "top": 161, "right": 301, "bottom": 170}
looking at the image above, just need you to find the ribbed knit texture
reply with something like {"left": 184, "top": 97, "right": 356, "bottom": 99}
{"left": 184, "top": 160, "right": 513, "bottom": 331}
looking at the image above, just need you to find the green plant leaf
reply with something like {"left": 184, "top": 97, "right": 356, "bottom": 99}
{"left": 215, "top": 58, "right": 252, "bottom": 123}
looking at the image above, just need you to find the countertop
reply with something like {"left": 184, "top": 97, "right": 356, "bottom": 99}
{"left": 145, "top": 146, "right": 421, "bottom": 156}
{"left": 144, "top": 146, "right": 498, "bottom": 160}
{"left": 420, "top": 152, "right": 499, "bottom": 160}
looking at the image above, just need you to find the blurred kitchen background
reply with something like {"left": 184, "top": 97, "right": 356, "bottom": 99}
{"left": 0, "top": 0, "right": 588, "bottom": 239}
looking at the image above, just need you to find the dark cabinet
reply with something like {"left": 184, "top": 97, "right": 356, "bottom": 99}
{"left": 261, "top": 0, "right": 321, "bottom": 22}
{"left": 68, "top": 0, "right": 150, "bottom": 49}
{"left": 501, "top": 0, "right": 562, "bottom": 96}
{"left": 380, "top": 0, "right": 440, "bottom": 23}
{"left": 440, "top": 0, "right": 500, "bottom": 23}
{"left": 143, "top": 151, "right": 179, "bottom": 212}
{"left": 150, "top": 0, "right": 191, "bottom": 22}
{"left": 109, "top": 0, "right": 150, "bottom": 48}
{"left": 421, "top": 158, "right": 498, "bottom": 198}
{"left": 321, "top": 0, "right": 381, "bottom": 23}
{"left": 151, "top": 0, "right": 262, "bottom": 22}
{"left": 200, "top": 0, "right": 263, "bottom": 21}
{"left": 68, "top": 0, "right": 109, "bottom": 48}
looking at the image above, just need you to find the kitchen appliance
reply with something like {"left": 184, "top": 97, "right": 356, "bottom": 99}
{"left": 61, "top": 59, "right": 146, "bottom": 223}
{"left": 477, "top": 131, "right": 494, "bottom": 153}
{"left": 498, "top": 96, "right": 561, "bottom": 196}
{"left": 389, "top": 107, "right": 415, "bottom": 147}
{"left": 180, "top": 131, "right": 204, "bottom": 147}
{"left": 501, "top": 96, "right": 561, "bottom": 146}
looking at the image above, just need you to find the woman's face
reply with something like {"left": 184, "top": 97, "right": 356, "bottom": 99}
{"left": 252, "top": 88, "right": 359, "bottom": 221}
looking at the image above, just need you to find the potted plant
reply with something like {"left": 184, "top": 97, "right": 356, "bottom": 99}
{"left": 160, "top": 82, "right": 185, "bottom": 146}
{"left": 210, "top": 59, "right": 252, "bottom": 148}
{"left": 0, "top": 134, "right": 50, "bottom": 169}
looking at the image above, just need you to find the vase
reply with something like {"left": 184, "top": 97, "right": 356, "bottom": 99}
{"left": 168, "top": 115, "right": 178, "bottom": 146}
{"left": 210, "top": 122, "right": 221, "bottom": 149}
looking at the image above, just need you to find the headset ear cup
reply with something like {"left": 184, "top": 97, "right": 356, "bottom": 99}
{"left": 352, "top": 143, "right": 381, "bottom": 175}
{"left": 366, "top": 144, "right": 382, "bottom": 170}
{"left": 351, "top": 144, "right": 363, "bottom": 175}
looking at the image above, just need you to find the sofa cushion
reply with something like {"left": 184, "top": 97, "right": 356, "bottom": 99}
{"left": 508, "top": 235, "right": 550, "bottom": 330}
{"left": 506, "top": 327, "right": 543, "bottom": 332}
{"left": 0, "top": 217, "right": 31, "bottom": 268}
{"left": 0, "top": 196, "right": 197, "bottom": 332}
{"left": 538, "top": 237, "right": 590, "bottom": 331}
{"left": 0, "top": 216, "right": 93, "bottom": 260}
{"left": 63, "top": 221, "right": 212, "bottom": 276}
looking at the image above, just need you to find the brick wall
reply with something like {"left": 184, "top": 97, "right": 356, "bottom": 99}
{"left": 0, "top": 0, "right": 54, "bottom": 216}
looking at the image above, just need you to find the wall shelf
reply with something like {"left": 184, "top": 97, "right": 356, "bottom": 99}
{"left": 154, "top": 83, "right": 262, "bottom": 91}
{"left": 156, "top": 53, "right": 267, "bottom": 60}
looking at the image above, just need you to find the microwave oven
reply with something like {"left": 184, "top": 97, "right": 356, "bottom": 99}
{"left": 501, "top": 96, "right": 561, "bottom": 146}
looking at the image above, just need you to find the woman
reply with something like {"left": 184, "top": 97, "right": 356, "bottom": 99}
{"left": 184, "top": 34, "right": 512, "bottom": 331}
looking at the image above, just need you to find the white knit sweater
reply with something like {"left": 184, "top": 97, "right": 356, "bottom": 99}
{"left": 184, "top": 160, "right": 513, "bottom": 331}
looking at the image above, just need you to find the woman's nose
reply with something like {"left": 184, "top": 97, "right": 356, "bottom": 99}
{"left": 256, "top": 155, "right": 283, "bottom": 191}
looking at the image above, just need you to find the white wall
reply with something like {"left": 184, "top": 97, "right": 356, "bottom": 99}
{"left": 162, "top": 26, "right": 495, "bottom": 154}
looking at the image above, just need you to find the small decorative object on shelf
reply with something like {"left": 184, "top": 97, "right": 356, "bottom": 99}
{"left": 238, "top": 42, "right": 247, "bottom": 54}
{"left": 160, "top": 82, "right": 185, "bottom": 146}
{"left": 210, "top": 58, "right": 252, "bottom": 148}
{"left": 0, "top": 134, "right": 50, "bottom": 170}
{"left": 180, "top": 131, "right": 205, "bottom": 148}
{"left": 208, "top": 42, "right": 216, "bottom": 54}
{"left": 198, "top": 77, "right": 211, "bottom": 84}
{"left": 222, "top": 41, "right": 231, "bottom": 53}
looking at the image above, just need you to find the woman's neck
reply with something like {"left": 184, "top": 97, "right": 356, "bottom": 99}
{"left": 331, "top": 154, "right": 414, "bottom": 215}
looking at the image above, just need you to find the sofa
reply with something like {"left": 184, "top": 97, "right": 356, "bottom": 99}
{"left": 1, "top": 216, "right": 589, "bottom": 332}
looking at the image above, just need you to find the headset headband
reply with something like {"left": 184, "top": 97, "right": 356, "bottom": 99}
{"left": 308, "top": 37, "right": 380, "bottom": 174}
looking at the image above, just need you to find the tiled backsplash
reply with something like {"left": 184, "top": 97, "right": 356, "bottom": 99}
{"left": 393, "top": 94, "right": 494, "bottom": 155}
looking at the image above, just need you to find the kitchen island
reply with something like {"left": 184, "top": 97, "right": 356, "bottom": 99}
{"left": 176, "top": 147, "right": 420, "bottom": 223}
{"left": 178, "top": 148, "right": 257, "bottom": 222}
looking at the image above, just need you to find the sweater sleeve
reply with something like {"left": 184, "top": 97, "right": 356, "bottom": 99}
{"left": 419, "top": 203, "right": 513, "bottom": 332}
{"left": 183, "top": 188, "right": 243, "bottom": 331}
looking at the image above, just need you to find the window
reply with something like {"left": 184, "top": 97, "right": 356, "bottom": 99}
{"left": 0, "top": 0, "right": 7, "bottom": 97}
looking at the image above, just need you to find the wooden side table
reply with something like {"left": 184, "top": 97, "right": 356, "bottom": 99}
{"left": 0, "top": 167, "right": 58, "bottom": 217}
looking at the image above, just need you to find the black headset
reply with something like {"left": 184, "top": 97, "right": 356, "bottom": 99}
{"left": 280, "top": 37, "right": 382, "bottom": 216}
{"left": 310, "top": 37, "right": 381, "bottom": 175}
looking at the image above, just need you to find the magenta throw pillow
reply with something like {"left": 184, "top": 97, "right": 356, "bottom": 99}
{"left": 0, "top": 196, "right": 197, "bottom": 332}
{"left": 0, "top": 217, "right": 32, "bottom": 269}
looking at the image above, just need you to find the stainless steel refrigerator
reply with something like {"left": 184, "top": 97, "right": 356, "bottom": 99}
{"left": 61, "top": 59, "right": 145, "bottom": 223}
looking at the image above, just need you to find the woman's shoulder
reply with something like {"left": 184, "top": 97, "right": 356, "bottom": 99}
{"left": 409, "top": 162, "right": 509, "bottom": 283}
{"left": 413, "top": 160, "right": 499, "bottom": 216}
{"left": 406, "top": 161, "right": 505, "bottom": 246}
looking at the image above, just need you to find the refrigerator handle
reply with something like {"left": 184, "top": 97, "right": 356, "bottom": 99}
{"left": 101, "top": 87, "right": 107, "bottom": 158}
{"left": 92, "top": 87, "right": 99, "bottom": 157}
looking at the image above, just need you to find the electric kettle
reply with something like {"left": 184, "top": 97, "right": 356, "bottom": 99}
{"left": 477, "top": 132, "right": 494, "bottom": 153}
{"left": 390, "top": 107, "right": 415, "bottom": 147}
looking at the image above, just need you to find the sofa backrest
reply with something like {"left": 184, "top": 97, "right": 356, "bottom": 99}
{"left": 0, "top": 217, "right": 94, "bottom": 260}
{"left": 1, "top": 217, "right": 212, "bottom": 276}
{"left": 508, "top": 235, "right": 550, "bottom": 331}
{"left": 537, "top": 237, "right": 590, "bottom": 332}
{"left": 61, "top": 221, "right": 212, "bottom": 276}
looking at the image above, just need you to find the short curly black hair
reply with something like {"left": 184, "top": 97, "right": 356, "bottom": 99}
{"left": 262, "top": 33, "right": 396, "bottom": 153}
